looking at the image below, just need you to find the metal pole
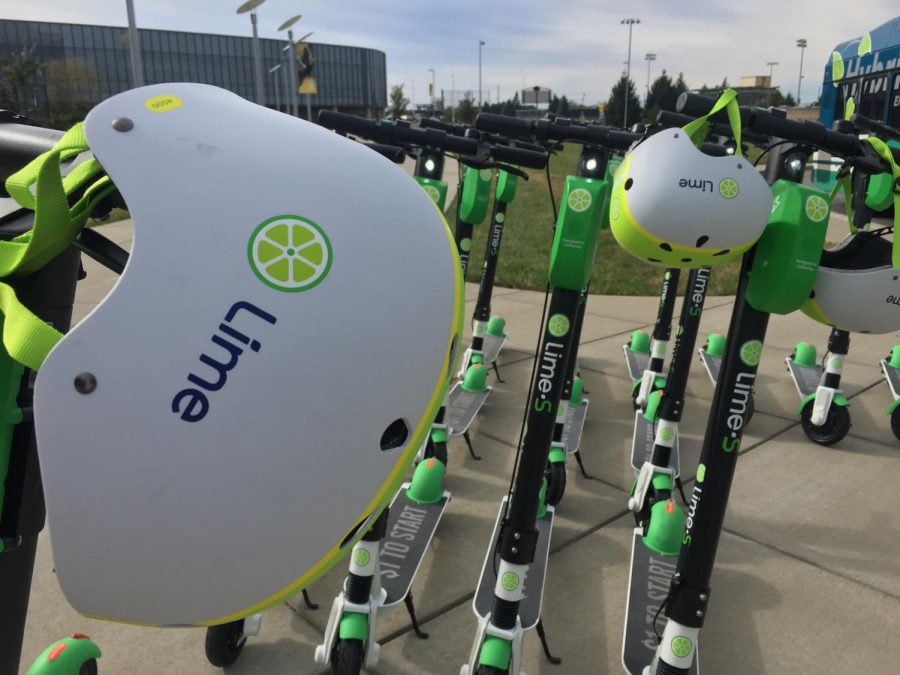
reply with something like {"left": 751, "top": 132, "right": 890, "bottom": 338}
{"left": 280, "top": 58, "right": 289, "bottom": 113}
{"left": 306, "top": 93, "right": 312, "bottom": 122}
{"left": 270, "top": 64, "right": 281, "bottom": 112}
{"left": 451, "top": 73, "right": 456, "bottom": 122}
{"left": 645, "top": 53, "right": 656, "bottom": 103}
{"left": 429, "top": 68, "right": 436, "bottom": 114}
{"left": 478, "top": 40, "right": 484, "bottom": 108}
{"left": 621, "top": 18, "right": 639, "bottom": 128}
{"left": 125, "top": 0, "right": 144, "bottom": 87}
{"left": 287, "top": 30, "right": 299, "bottom": 117}
{"left": 250, "top": 10, "right": 264, "bottom": 104}
{"left": 796, "top": 39, "right": 807, "bottom": 105}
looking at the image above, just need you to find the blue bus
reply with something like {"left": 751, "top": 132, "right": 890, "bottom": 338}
{"left": 820, "top": 16, "right": 900, "bottom": 128}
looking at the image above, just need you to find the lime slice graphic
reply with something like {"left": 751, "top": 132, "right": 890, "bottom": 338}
{"left": 805, "top": 195, "right": 829, "bottom": 223}
{"left": 739, "top": 339, "right": 763, "bottom": 367}
{"left": 671, "top": 636, "right": 692, "bottom": 658}
{"left": 248, "top": 216, "right": 332, "bottom": 292}
{"left": 831, "top": 51, "right": 844, "bottom": 83}
{"left": 696, "top": 463, "right": 706, "bottom": 483}
{"left": 354, "top": 549, "right": 370, "bottom": 567}
{"left": 548, "top": 313, "right": 570, "bottom": 338}
{"left": 844, "top": 97, "right": 856, "bottom": 121}
{"left": 660, "top": 427, "right": 674, "bottom": 442}
{"left": 610, "top": 197, "right": 621, "bottom": 220}
{"left": 858, "top": 32, "right": 872, "bottom": 56}
{"left": 718, "top": 178, "right": 739, "bottom": 199}
{"left": 422, "top": 184, "right": 441, "bottom": 204}
{"left": 567, "top": 188, "right": 592, "bottom": 213}
{"left": 479, "top": 168, "right": 493, "bottom": 181}
{"left": 501, "top": 571, "right": 519, "bottom": 591}
{"left": 460, "top": 237, "right": 472, "bottom": 252}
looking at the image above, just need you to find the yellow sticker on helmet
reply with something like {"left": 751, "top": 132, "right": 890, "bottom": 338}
{"left": 144, "top": 94, "right": 183, "bottom": 113}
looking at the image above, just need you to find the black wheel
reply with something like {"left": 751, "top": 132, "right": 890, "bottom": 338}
{"left": 891, "top": 407, "right": 900, "bottom": 443}
{"left": 631, "top": 385, "right": 641, "bottom": 411}
{"left": 545, "top": 462, "right": 566, "bottom": 507}
{"left": 79, "top": 660, "right": 98, "bottom": 675}
{"left": 205, "top": 620, "right": 246, "bottom": 668}
{"left": 800, "top": 400, "right": 850, "bottom": 446}
{"left": 475, "top": 667, "right": 508, "bottom": 675}
{"left": 331, "top": 638, "right": 365, "bottom": 675}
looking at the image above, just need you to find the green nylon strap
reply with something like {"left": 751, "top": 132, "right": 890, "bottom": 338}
{"left": 682, "top": 88, "right": 743, "bottom": 158}
{"left": 863, "top": 136, "right": 900, "bottom": 268}
{"left": 829, "top": 170, "right": 856, "bottom": 233}
{"left": 0, "top": 123, "right": 111, "bottom": 370}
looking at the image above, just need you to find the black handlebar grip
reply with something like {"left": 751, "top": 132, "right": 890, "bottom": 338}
{"left": 420, "top": 117, "right": 464, "bottom": 135}
{"left": 475, "top": 113, "right": 535, "bottom": 139}
{"left": 362, "top": 142, "right": 407, "bottom": 164}
{"left": 699, "top": 142, "right": 729, "bottom": 157}
{"left": 441, "top": 132, "right": 479, "bottom": 155}
{"left": 851, "top": 113, "right": 900, "bottom": 142}
{"left": 317, "top": 110, "right": 378, "bottom": 138}
{"left": 676, "top": 92, "right": 718, "bottom": 117}
{"left": 0, "top": 122, "right": 63, "bottom": 189}
{"left": 491, "top": 144, "right": 548, "bottom": 169}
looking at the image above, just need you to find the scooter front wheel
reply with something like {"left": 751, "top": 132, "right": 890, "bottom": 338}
{"left": 331, "top": 638, "right": 365, "bottom": 675}
{"left": 800, "top": 400, "right": 850, "bottom": 446}
{"left": 545, "top": 462, "right": 567, "bottom": 507}
{"left": 890, "top": 407, "right": 900, "bottom": 443}
{"left": 474, "top": 666, "right": 508, "bottom": 675}
{"left": 80, "top": 660, "right": 98, "bottom": 675}
{"left": 205, "top": 620, "right": 246, "bottom": 668}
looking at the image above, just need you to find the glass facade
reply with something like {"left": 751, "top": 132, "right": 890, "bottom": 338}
{"left": 0, "top": 19, "right": 386, "bottom": 115}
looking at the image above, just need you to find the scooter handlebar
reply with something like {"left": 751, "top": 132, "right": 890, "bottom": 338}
{"left": 475, "top": 112, "right": 535, "bottom": 139}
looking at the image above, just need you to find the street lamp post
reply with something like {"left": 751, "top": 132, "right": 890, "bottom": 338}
{"left": 236, "top": 0, "right": 267, "bottom": 105}
{"left": 429, "top": 68, "right": 436, "bottom": 115}
{"left": 278, "top": 14, "right": 302, "bottom": 118}
{"left": 621, "top": 18, "right": 640, "bottom": 128}
{"left": 796, "top": 39, "right": 807, "bottom": 105}
{"left": 125, "top": 0, "right": 144, "bottom": 87}
{"left": 644, "top": 52, "right": 656, "bottom": 103}
{"left": 478, "top": 40, "right": 485, "bottom": 108}
{"left": 766, "top": 60, "right": 779, "bottom": 82}
{"left": 269, "top": 63, "right": 282, "bottom": 112}
{"left": 451, "top": 73, "right": 456, "bottom": 122}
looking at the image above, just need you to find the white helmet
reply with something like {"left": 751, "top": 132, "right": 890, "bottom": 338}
{"left": 33, "top": 83, "right": 463, "bottom": 626}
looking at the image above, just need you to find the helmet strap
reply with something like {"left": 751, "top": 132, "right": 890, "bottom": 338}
{"left": 862, "top": 136, "right": 900, "bottom": 268}
{"left": 681, "top": 88, "right": 743, "bottom": 158}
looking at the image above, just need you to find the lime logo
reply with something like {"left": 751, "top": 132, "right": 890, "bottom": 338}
{"left": 479, "top": 168, "right": 493, "bottom": 181}
{"left": 660, "top": 427, "right": 674, "bottom": 442}
{"left": 248, "top": 216, "right": 332, "bottom": 292}
{"left": 671, "top": 636, "right": 693, "bottom": 658}
{"left": 496, "top": 212, "right": 505, "bottom": 224}
{"left": 460, "top": 238, "right": 472, "bottom": 252}
{"left": 696, "top": 463, "right": 706, "bottom": 483}
{"left": 144, "top": 94, "right": 183, "bottom": 112}
{"left": 831, "top": 51, "right": 844, "bottom": 83}
{"left": 548, "top": 314, "right": 570, "bottom": 338}
{"left": 739, "top": 340, "right": 763, "bottom": 367}
{"left": 500, "top": 572, "right": 520, "bottom": 591}
{"left": 858, "top": 32, "right": 872, "bottom": 56}
{"left": 354, "top": 549, "right": 370, "bottom": 567}
{"left": 610, "top": 197, "right": 620, "bottom": 220}
{"left": 829, "top": 357, "right": 843, "bottom": 369}
{"left": 422, "top": 184, "right": 441, "bottom": 204}
{"left": 567, "top": 188, "right": 592, "bottom": 213}
{"left": 718, "top": 178, "right": 739, "bottom": 199}
{"left": 805, "top": 195, "right": 829, "bottom": 223}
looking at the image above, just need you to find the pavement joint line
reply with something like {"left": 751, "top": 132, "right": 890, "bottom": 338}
{"left": 378, "top": 590, "right": 478, "bottom": 646}
{"left": 548, "top": 508, "right": 632, "bottom": 556}
{"left": 721, "top": 527, "right": 900, "bottom": 604}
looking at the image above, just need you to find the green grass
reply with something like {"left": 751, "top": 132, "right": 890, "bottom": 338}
{"left": 448, "top": 143, "right": 741, "bottom": 296}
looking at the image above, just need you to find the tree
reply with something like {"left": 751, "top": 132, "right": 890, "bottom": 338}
{"left": 558, "top": 95, "right": 571, "bottom": 116}
{"left": 0, "top": 46, "right": 42, "bottom": 113}
{"left": 389, "top": 84, "right": 409, "bottom": 118}
{"left": 643, "top": 69, "right": 688, "bottom": 123}
{"left": 44, "top": 58, "right": 101, "bottom": 127}
{"left": 456, "top": 91, "right": 477, "bottom": 124}
{"left": 605, "top": 76, "right": 642, "bottom": 128}
{"left": 770, "top": 89, "right": 797, "bottom": 107}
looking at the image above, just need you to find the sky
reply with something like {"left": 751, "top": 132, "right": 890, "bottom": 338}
{"left": 2, "top": 0, "right": 896, "bottom": 107}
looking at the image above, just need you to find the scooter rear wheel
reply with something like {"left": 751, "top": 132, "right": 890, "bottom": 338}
{"left": 475, "top": 666, "right": 508, "bottom": 675}
{"left": 545, "top": 462, "right": 567, "bottom": 507}
{"left": 331, "top": 638, "right": 365, "bottom": 675}
{"left": 205, "top": 619, "right": 246, "bottom": 667}
{"left": 890, "top": 407, "right": 900, "bottom": 443}
{"left": 80, "top": 660, "right": 99, "bottom": 675}
{"left": 800, "top": 400, "right": 850, "bottom": 446}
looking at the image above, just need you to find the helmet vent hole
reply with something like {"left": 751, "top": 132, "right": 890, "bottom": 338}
{"left": 624, "top": 178, "right": 634, "bottom": 191}
{"left": 713, "top": 249, "right": 730, "bottom": 257}
{"left": 809, "top": 290, "right": 816, "bottom": 299}
{"left": 737, "top": 163, "right": 743, "bottom": 169}
{"left": 673, "top": 133, "right": 680, "bottom": 138}
{"left": 681, "top": 257, "right": 692, "bottom": 263}
{"left": 696, "top": 235, "right": 709, "bottom": 247}
{"left": 893, "top": 276, "right": 898, "bottom": 281}
{"left": 381, "top": 418, "right": 410, "bottom": 451}
{"left": 647, "top": 258, "right": 662, "bottom": 263}
{"left": 659, "top": 243, "right": 673, "bottom": 252}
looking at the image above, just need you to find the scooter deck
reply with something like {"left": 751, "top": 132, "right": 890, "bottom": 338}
{"left": 786, "top": 358, "right": 823, "bottom": 398}
{"left": 880, "top": 359, "right": 900, "bottom": 400}
{"left": 482, "top": 333, "right": 508, "bottom": 365}
{"left": 697, "top": 348, "right": 720, "bottom": 385}
{"left": 561, "top": 399, "right": 589, "bottom": 455}
{"left": 624, "top": 345, "right": 650, "bottom": 382}
{"left": 473, "top": 498, "right": 554, "bottom": 630}
{"left": 447, "top": 381, "right": 492, "bottom": 436}
{"left": 381, "top": 486, "right": 451, "bottom": 607}
{"left": 623, "top": 528, "right": 699, "bottom": 675}
{"left": 630, "top": 411, "right": 680, "bottom": 476}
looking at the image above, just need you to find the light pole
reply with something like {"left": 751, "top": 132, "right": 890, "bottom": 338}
{"left": 278, "top": 14, "right": 302, "bottom": 117}
{"left": 408, "top": 79, "right": 416, "bottom": 112}
{"left": 621, "top": 18, "right": 640, "bottom": 128}
{"left": 644, "top": 52, "right": 656, "bottom": 103}
{"left": 429, "top": 68, "right": 436, "bottom": 114}
{"left": 766, "top": 60, "right": 779, "bottom": 82}
{"left": 125, "top": 0, "right": 144, "bottom": 87}
{"left": 796, "top": 38, "right": 807, "bottom": 105}
{"left": 236, "top": 0, "right": 267, "bottom": 105}
{"left": 451, "top": 73, "right": 456, "bottom": 122}
{"left": 478, "top": 40, "right": 485, "bottom": 108}
{"left": 269, "top": 63, "right": 282, "bottom": 112}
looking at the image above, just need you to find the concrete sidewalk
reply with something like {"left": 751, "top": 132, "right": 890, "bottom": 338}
{"left": 17, "top": 220, "right": 900, "bottom": 674}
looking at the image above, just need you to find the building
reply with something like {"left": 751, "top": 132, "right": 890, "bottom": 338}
{"left": 691, "top": 75, "right": 783, "bottom": 109}
{"left": 0, "top": 19, "right": 387, "bottom": 123}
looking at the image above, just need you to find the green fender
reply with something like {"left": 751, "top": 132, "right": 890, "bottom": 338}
{"left": 793, "top": 341, "right": 817, "bottom": 368}
{"left": 338, "top": 611, "right": 369, "bottom": 641}
{"left": 486, "top": 314, "right": 506, "bottom": 337}
{"left": 887, "top": 397, "right": 900, "bottom": 416}
{"left": 406, "top": 457, "right": 446, "bottom": 504}
{"left": 889, "top": 345, "right": 900, "bottom": 370}
{"left": 27, "top": 635, "right": 101, "bottom": 675}
{"left": 642, "top": 475, "right": 685, "bottom": 556}
{"left": 548, "top": 446, "right": 566, "bottom": 464}
{"left": 569, "top": 375, "right": 584, "bottom": 405}
{"left": 631, "top": 376, "right": 665, "bottom": 398}
{"left": 629, "top": 329, "right": 651, "bottom": 354}
{"left": 705, "top": 332, "right": 726, "bottom": 358}
{"left": 798, "top": 391, "right": 848, "bottom": 416}
{"left": 642, "top": 387, "right": 667, "bottom": 422}
{"left": 478, "top": 635, "right": 512, "bottom": 670}
{"left": 462, "top": 363, "right": 488, "bottom": 392}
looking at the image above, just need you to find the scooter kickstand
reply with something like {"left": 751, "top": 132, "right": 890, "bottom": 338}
{"left": 464, "top": 431, "right": 482, "bottom": 460}
{"left": 403, "top": 592, "right": 429, "bottom": 639}
{"left": 302, "top": 588, "right": 319, "bottom": 610}
{"left": 536, "top": 617, "right": 562, "bottom": 665}
{"left": 675, "top": 476, "right": 688, "bottom": 506}
{"left": 573, "top": 450, "right": 595, "bottom": 480}
{"left": 492, "top": 360, "right": 505, "bottom": 383}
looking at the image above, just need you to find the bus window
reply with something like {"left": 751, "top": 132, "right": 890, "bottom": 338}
{"left": 890, "top": 72, "right": 900, "bottom": 128}
{"left": 834, "top": 77, "right": 859, "bottom": 121}
{"left": 859, "top": 73, "right": 889, "bottom": 121}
